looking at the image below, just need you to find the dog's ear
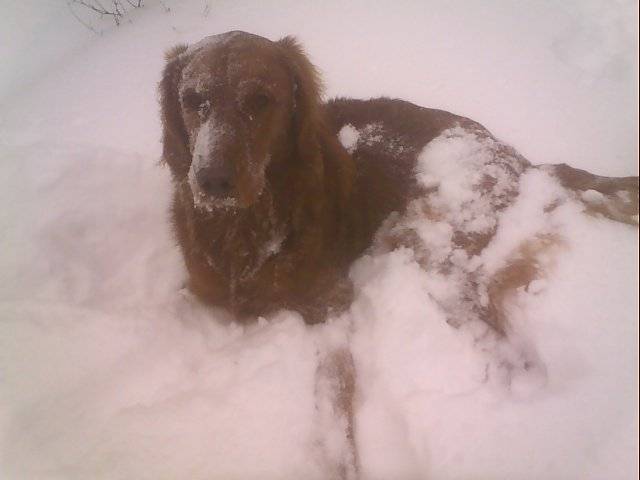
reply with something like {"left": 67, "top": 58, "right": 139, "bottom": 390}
{"left": 276, "top": 36, "right": 355, "bottom": 241}
{"left": 276, "top": 36, "right": 327, "bottom": 179}
{"left": 276, "top": 37, "right": 328, "bottom": 224}
{"left": 159, "top": 44, "right": 190, "bottom": 180}
{"left": 276, "top": 36, "right": 325, "bottom": 140}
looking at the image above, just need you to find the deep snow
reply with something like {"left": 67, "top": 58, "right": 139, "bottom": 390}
{"left": 1, "top": 1, "right": 638, "bottom": 479}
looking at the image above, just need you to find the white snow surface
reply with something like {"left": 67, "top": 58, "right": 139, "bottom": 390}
{"left": 1, "top": 1, "right": 638, "bottom": 479}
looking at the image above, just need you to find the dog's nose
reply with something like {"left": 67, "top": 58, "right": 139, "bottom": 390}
{"left": 195, "top": 166, "right": 233, "bottom": 197}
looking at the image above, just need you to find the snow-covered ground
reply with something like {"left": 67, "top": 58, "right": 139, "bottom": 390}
{"left": 1, "top": 1, "right": 637, "bottom": 479}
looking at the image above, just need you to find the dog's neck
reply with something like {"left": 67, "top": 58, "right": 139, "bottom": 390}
{"left": 180, "top": 180, "right": 286, "bottom": 285}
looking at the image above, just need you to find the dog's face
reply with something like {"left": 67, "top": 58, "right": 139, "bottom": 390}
{"left": 174, "top": 32, "right": 296, "bottom": 210}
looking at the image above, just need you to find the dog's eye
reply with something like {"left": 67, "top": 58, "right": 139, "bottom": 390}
{"left": 182, "top": 90, "right": 205, "bottom": 111}
{"left": 244, "top": 92, "right": 271, "bottom": 115}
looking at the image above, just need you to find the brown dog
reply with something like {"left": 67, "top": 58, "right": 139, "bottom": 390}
{"left": 159, "top": 31, "right": 638, "bottom": 326}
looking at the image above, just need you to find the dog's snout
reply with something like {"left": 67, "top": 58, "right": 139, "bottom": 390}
{"left": 196, "top": 165, "right": 233, "bottom": 197}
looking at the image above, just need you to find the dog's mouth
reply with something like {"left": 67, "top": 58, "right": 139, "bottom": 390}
{"left": 186, "top": 153, "right": 270, "bottom": 212}
{"left": 187, "top": 167, "right": 239, "bottom": 212}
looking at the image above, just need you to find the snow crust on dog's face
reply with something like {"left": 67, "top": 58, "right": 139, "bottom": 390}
{"left": 178, "top": 33, "right": 294, "bottom": 210}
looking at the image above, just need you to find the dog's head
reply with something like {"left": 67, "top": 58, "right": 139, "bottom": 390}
{"left": 159, "top": 31, "right": 324, "bottom": 210}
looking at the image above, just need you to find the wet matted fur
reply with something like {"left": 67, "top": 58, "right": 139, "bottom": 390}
{"left": 159, "top": 31, "right": 639, "bottom": 327}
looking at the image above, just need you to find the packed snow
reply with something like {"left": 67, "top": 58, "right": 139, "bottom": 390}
{"left": 1, "top": 1, "right": 637, "bottom": 479}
